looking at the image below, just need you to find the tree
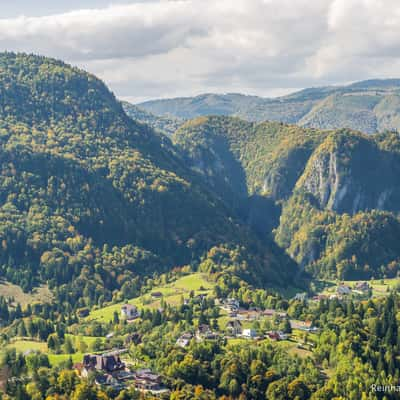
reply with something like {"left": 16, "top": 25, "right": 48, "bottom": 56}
{"left": 47, "top": 334, "right": 59, "bottom": 352}
{"left": 57, "top": 369, "right": 78, "bottom": 395}
{"left": 71, "top": 382, "right": 98, "bottom": 400}
{"left": 113, "top": 310, "right": 120, "bottom": 325}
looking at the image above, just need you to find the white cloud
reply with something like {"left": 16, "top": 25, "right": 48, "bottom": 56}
{"left": 1, "top": 0, "right": 400, "bottom": 101}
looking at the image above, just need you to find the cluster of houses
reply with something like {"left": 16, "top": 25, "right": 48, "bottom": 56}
{"left": 220, "top": 298, "right": 240, "bottom": 316}
{"left": 225, "top": 320, "right": 258, "bottom": 339}
{"left": 175, "top": 317, "right": 295, "bottom": 344}
{"left": 75, "top": 351, "right": 168, "bottom": 395}
{"left": 176, "top": 321, "right": 262, "bottom": 344}
{"left": 333, "top": 282, "right": 371, "bottom": 298}
{"left": 219, "top": 298, "right": 288, "bottom": 321}
{"left": 293, "top": 282, "right": 371, "bottom": 303}
{"left": 176, "top": 324, "right": 220, "bottom": 348}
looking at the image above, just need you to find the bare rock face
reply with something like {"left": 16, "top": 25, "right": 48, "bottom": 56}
{"left": 296, "top": 131, "right": 400, "bottom": 215}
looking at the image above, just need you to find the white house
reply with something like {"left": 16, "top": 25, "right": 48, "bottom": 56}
{"left": 293, "top": 292, "right": 308, "bottom": 302}
{"left": 242, "top": 328, "right": 257, "bottom": 339}
{"left": 276, "top": 331, "right": 288, "bottom": 340}
{"left": 337, "top": 285, "right": 351, "bottom": 295}
{"left": 221, "top": 298, "right": 240, "bottom": 312}
{"left": 121, "top": 304, "right": 139, "bottom": 320}
{"left": 176, "top": 333, "right": 193, "bottom": 348}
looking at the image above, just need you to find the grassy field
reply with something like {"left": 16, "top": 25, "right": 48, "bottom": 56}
{"left": 48, "top": 353, "right": 83, "bottom": 365}
{"left": 88, "top": 273, "right": 215, "bottom": 323}
{"left": 0, "top": 281, "right": 53, "bottom": 307}
{"left": 6, "top": 340, "right": 47, "bottom": 353}
{"left": 6, "top": 334, "right": 105, "bottom": 366}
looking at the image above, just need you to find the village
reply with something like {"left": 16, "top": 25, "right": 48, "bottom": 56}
{"left": 71, "top": 294, "right": 317, "bottom": 395}
{"left": 3, "top": 274, "right": 382, "bottom": 397}
{"left": 67, "top": 279, "right": 377, "bottom": 396}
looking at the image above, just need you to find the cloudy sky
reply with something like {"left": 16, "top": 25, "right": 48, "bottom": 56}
{"left": 1, "top": 0, "right": 400, "bottom": 103}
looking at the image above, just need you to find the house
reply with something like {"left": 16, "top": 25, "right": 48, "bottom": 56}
{"left": 82, "top": 354, "right": 125, "bottom": 377}
{"left": 268, "top": 331, "right": 280, "bottom": 341}
{"left": 293, "top": 292, "right": 308, "bottom": 302}
{"left": 197, "top": 324, "right": 211, "bottom": 335}
{"left": 196, "top": 324, "right": 210, "bottom": 340}
{"left": 196, "top": 325, "right": 218, "bottom": 341}
{"left": 242, "top": 328, "right": 257, "bottom": 339}
{"left": 134, "top": 369, "right": 167, "bottom": 393}
{"left": 95, "top": 374, "right": 123, "bottom": 388}
{"left": 290, "top": 320, "right": 318, "bottom": 332}
{"left": 262, "top": 309, "right": 276, "bottom": 316}
{"left": 276, "top": 330, "right": 288, "bottom": 340}
{"left": 354, "top": 281, "right": 370, "bottom": 292}
{"left": 226, "top": 298, "right": 239, "bottom": 308}
{"left": 221, "top": 298, "right": 240, "bottom": 313}
{"left": 268, "top": 331, "right": 288, "bottom": 341}
{"left": 226, "top": 320, "right": 242, "bottom": 336}
{"left": 337, "top": 285, "right": 351, "bottom": 295}
{"left": 77, "top": 308, "right": 90, "bottom": 318}
{"left": 121, "top": 304, "right": 139, "bottom": 320}
{"left": 290, "top": 320, "right": 311, "bottom": 330}
{"left": 176, "top": 333, "right": 193, "bottom": 348}
{"left": 312, "top": 295, "right": 327, "bottom": 301}
{"left": 330, "top": 293, "right": 345, "bottom": 301}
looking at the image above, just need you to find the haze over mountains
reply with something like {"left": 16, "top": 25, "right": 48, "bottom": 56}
{"left": 132, "top": 79, "right": 400, "bottom": 135}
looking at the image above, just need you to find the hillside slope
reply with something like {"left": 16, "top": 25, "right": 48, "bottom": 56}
{"left": 0, "top": 53, "right": 296, "bottom": 304}
{"left": 174, "top": 116, "right": 400, "bottom": 279}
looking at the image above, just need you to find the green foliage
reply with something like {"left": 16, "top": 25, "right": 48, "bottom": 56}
{"left": 0, "top": 53, "right": 296, "bottom": 313}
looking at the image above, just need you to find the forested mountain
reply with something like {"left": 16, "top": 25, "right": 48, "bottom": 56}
{"left": 174, "top": 116, "right": 400, "bottom": 279}
{"left": 0, "top": 53, "right": 296, "bottom": 304}
{"left": 137, "top": 79, "right": 400, "bottom": 134}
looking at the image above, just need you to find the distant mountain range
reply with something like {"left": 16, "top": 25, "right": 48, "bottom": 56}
{"left": 133, "top": 79, "right": 400, "bottom": 134}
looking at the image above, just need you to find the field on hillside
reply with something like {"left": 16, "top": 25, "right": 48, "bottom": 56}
{"left": 88, "top": 273, "right": 215, "bottom": 323}
{"left": 5, "top": 334, "right": 106, "bottom": 366}
{"left": 0, "top": 281, "right": 53, "bottom": 306}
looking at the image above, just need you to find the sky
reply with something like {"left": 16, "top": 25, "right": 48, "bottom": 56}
{"left": 1, "top": 0, "right": 400, "bottom": 103}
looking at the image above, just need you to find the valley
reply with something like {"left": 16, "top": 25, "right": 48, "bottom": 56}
{"left": 0, "top": 53, "right": 399, "bottom": 399}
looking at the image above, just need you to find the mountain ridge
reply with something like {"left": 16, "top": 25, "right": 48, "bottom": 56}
{"left": 136, "top": 79, "right": 400, "bottom": 134}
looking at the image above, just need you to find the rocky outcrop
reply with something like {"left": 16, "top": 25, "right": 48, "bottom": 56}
{"left": 296, "top": 131, "right": 400, "bottom": 214}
